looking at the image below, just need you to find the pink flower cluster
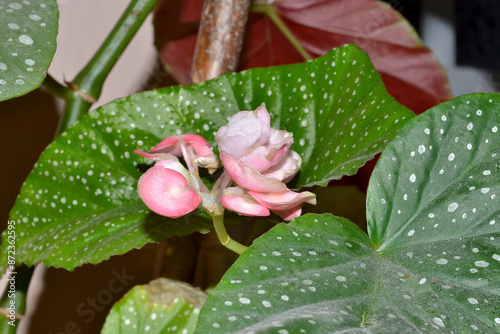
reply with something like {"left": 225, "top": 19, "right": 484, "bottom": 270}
{"left": 135, "top": 105, "right": 316, "bottom": 221}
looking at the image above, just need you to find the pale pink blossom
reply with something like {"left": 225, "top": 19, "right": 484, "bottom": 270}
{"left": 216, "top": 105, "right": 316, "bottom": 220}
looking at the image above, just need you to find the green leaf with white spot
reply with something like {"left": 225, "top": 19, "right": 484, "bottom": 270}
{"left": 1, "top": 44, "right": 413, "bottom": 271}
{"left": 101, "top": 278, "right": 207, "bottom": 334}
{"left": 368, "top": 93, "right": 500, "bottom": 250}
{"left": 0, "top": 0, "right": 58, "bottom": 101}
{"left": 195, "top": 93, "right": 500, "bottom": 333}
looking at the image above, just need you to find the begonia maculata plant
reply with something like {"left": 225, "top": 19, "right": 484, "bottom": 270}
{"left": 3, "top": 0, "right": 499, "bottom": 331}
{"left": 135, "top": 105, "right": 316, "bottom": 253}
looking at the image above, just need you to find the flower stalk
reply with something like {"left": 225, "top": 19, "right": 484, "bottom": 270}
{"left": 212, "top": 213, "right": 249, "bottom": 255}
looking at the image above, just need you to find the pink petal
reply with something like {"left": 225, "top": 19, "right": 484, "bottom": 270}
{"left": 261, "top": 150, "right": 302, "bottom": 183}
{"left": 272, "top": 206, "right": 303, "bottom": 221}
{"left": 220, "top": 151, "right": 287, "bottom": 192}
{"left": 182, "top": 134, "right": 214, "bottom": 156}
{"left": 149, "top": 135, "right": 183, "bottom": 156}
{"left": 147, "top": 134, "right": 219, "bottom": 172}
{"left": 134, "top": 150, "right": 178, "bottom": 161}
{"left": 148, "top": 134, "right": 212, "bottom": 157}
{"left": 182, "top": 135, "right": 220, "bottom": 172}
{"left": 248, "top": 189, "right": 317, "bottom": 210}
{"left": 221, "top": 187, "right": 270, "bottom": 217}
{"left": 215, "top": 105, "right": 271, "bottom": 158}
{"left": 137, "top": 163, "right": 201, "bottom": 218}
{"left": 240, "top": 129, "right": 294, "bottom": 172}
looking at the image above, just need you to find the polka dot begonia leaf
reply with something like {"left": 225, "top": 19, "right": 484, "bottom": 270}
{"left": 368, "top": 93, "right": 499, "bottom": 251}
{"left": 1, "top": 44, "right": 413, "bottom": 272}
{"left": 195, "top": 94, "right": 500, "bottom": 333}
{"left": 101, "top": 278, "right": 207, "bottom": 334}
{"left": 0, "top": 0, "right": 58, "bottom": 101}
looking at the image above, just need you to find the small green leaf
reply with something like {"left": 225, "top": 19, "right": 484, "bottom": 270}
{"left": 195, "top": 94, "right": 500, "bottom": 333}
{"left": 0, "top": 0, "right": 58, "bottom": 101}
{"left": 101, "top": 278, "right": 207, "bottom": 334}
{"left": 1, "top": 44, "right": 413, "bottom": 271}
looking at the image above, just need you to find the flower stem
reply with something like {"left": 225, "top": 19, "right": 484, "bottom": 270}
{"left": 250, "top": 3, "right": 312, "bottom": 61}
{"left": 58, "top": 0, "right": 160, "bottom": 132}
{"left": 180, "top": 142, "right": 197, "bottom": 173}
{"left": 212, "top": 213, "right": 248, "bottom": 255}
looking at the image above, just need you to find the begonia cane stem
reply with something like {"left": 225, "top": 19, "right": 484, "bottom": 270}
{"left": 212, "top": 214, "right": 248, "bottom": 255}
{"left": 191, "top": 0, "right": 251, "bottom": 83}
{"left": 57, "top": 0, "right": 160, "bottom": 133}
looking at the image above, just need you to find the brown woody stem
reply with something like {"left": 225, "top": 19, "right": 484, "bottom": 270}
{"left": 191, "top": 0, "right": 251, "bottom": 83}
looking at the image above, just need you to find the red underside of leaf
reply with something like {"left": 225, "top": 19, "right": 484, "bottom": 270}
{"left": 239, "top": 15, "right": 305, "bottom": 69}
{"left": 155, "top": 0, "right": 451, "bottom": 115}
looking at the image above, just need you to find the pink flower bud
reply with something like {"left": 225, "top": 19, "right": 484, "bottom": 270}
{"left": 137, "top": 160, "right": 201, "bottom": 218}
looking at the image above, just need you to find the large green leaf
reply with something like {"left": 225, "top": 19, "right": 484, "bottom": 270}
{"left": 1, "top": 44, "right": 413, "bottom": 271}
{"left": 368, "top": 93, "right": 500, "bottom": 250}
{"left": 195, "top": 93, "right": 500, "bottom": 333}
{"left": 101, "top": 278, "right": 207, "bottom": 334}
{"left": 0, "top": 0, "right": 58, "bottom": 101}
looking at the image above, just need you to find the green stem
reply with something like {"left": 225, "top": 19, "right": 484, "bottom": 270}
{"left": 59, "top": 0, "right": 160, "bottom": 131}
{"left": 212, "top": 214, "right": 248, "bottom": 255}
{"left": 56, "top": 93, "right": 92, "bottom": 136}
{"left": 42, "top": 74, "right": 73, "bottom": 101}
{"left": 0, "top": 265, "right": 34, "bottom": 333}
{"left": 251, "top": 3, "right": 312, "bottom": 61}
